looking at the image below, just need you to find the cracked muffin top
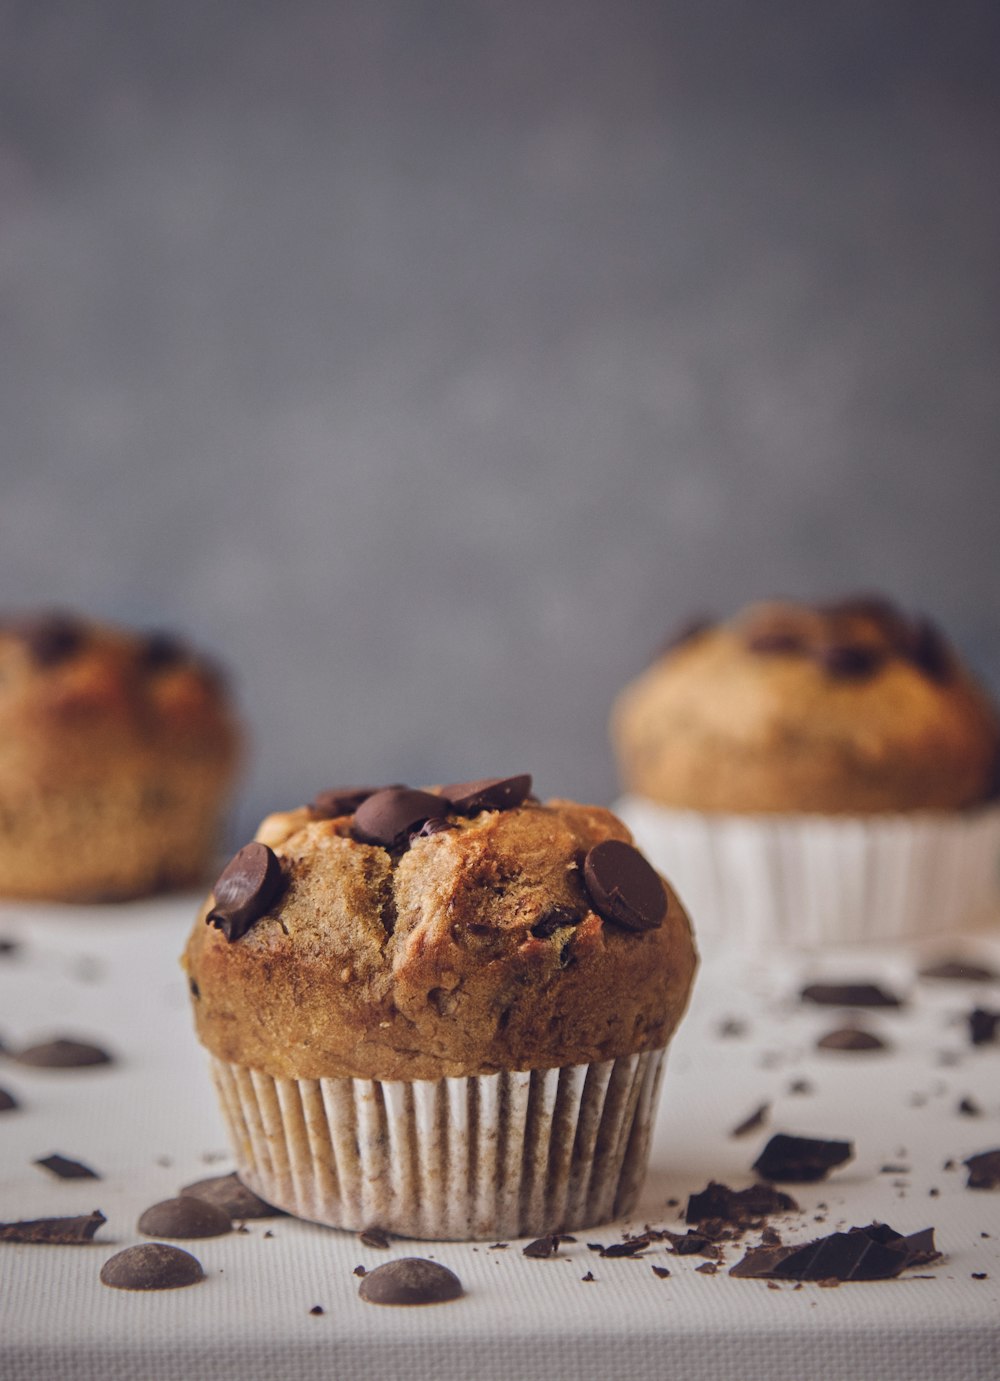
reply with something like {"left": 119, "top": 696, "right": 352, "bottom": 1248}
{"left": 612, "top": 597, "right": 1000, "bottom": 815}
{"left": 183, "top": 776, "right": 697, "bottom": 1081}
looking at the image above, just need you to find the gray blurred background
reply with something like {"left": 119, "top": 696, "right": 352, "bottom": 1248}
{"left": 2, "top": 0, "right": 999, "bottom": 840}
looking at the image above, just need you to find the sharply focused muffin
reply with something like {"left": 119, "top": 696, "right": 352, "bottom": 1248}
{"left": 184, "top": 776, "right": 697, "bottom": 1239}
{"left": 612, "top": 597, "right": 1000, "bottom": 947}
{"left": 0, "top": 611, "right": 243, "bottom": 901}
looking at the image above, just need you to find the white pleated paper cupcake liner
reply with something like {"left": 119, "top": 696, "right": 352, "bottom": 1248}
{"left": 617, "top": 794, "right": 1000, "bottom": 952}
{"left": 209, "top": 1047, "right": 665, "bottom": 1241}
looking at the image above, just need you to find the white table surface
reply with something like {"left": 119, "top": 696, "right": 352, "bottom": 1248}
{"left": 0, "top": 895, "right": 998, "bottom": 1381}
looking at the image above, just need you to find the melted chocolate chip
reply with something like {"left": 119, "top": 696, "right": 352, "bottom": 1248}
{"left": 815, "top": 642, "right": 885, "bottom": 679}
{"left": 100, "top": 1243, "right": 205, "bottom": 1291}
{"left": 13, "top": 1038, "right": 113, "bottom": 1069}
{"left": 13, "top": 613, "right": 85, "bottom": 666}
{"left": 442, "top": 775, "right": 533, "bottom": 815}
{"left": 207, "top": 842, "right": 286, "bottom": 943}
{"left": 800, "top": 982, "right": 902, "bottom": 1008}
{"left": 138, "top": 1196, "right": 232, "bottom": 1239}
{"left": 353, "top": 788, "right": 449, "bottom": 847}
{"left": 309, "top": 786, "right": 384, "bottom": 819}
{"left": 180, "top": 1173, "right": 283, "bottom": 1220}
{"left": 35, "top": 1154, "right": 100, "bottom": 1180}
{"left": 358, "top": 1257, "right": 463, "bottom": 1306}
{"left": 138, "top": 631, "right": 186, "bottom": 671}
{"left": 583, "top": 840, "right": 666, "bottom": 932}
{"left": 0, "top": 1210, "right": 106, "bottom": 1244}
{"left": 816, "top": 1027, "right": 888, "bottom": 1052}
{"left": 753, "top": 1134, "right": 853, "bottom": 1183}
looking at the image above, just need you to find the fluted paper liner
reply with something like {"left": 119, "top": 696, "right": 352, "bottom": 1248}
{"left": 209, "top": 1048, "right": 665, "bottom": 1240}
{"left": 618, "top": 794, "right": 1000, "bottom": 951}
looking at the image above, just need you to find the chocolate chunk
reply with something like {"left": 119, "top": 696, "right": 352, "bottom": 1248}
{"left": 13, "top": 613, "right": 84, "bottom": 666}
{"left": 746, "top": 630, "right": 805, "bottom": 655}
{"left": 730, "top": 1103, "right": 770, "bottom": 1138}
{"left": 358, "top": 1257, "right": 463, "bottom": 1306}
{"left": 207, "top": 842, "right": 286, "bottom": 943}
{"left": 180, "top": 1173, "right": 283, "bottom": 1220}
{"left": 353, "top": 788, "right": 449, "bottom": 848}
{"left": 907, "top": 618, "right": 952, "bottom": 682}
{"left": 686, "top": 1182, "right": 797, "bottom": 1227}
{"left": 138, "top": 631, "right": 186, "bottom": 671}
{"left": 359, "top": 1227, "right": 391, "bottom": 1249}
{"left": 100, "top": 1243, "right": 205, "bottom": 1291}
{"left": 0, "top": 1210, "right": 106, "bottom": 1244}
{"left": 753, "top": 1134, "right": 853, "bottom": 1183}
{"left": 35, "top": 1154, "right": 100, "bottom": 1180}
{"left": 800, "top": 982, "right": 902, "bottom": 1008}
{"left": 598, "top": 1237, "right": 650, "bottom": 1258}
{"left": 919, "top": 958, "right": 998, "bottom": 982}
{"left": 138, "top": 1196, "right": 232, "bottom": 1239}
{"left": 968, "top": 1007, "right": 1000, "bottom": 1046}
{"left": 958, "top": 1097, "right": 982, "bottom": 1117}
{"left": 0, "top": 1088, "right": 18, "bottom": 1112}
{"left": 583, "top": 840, "right": 666, "bottom": 932}
{"left": 964, "top": 1150, "right": 1000, "bottom": 1190}
{"left": 522, "top": 1234, "right": 561, "bottom": 1258}
{"left": 309, "top": 786, "right": 382, "bottom": 819}
{"left": 730, "top": 1223, "right": 939, "bottom": 1281}
{"left": 441, "top": 775, "right": 533, "bottom": 815}
{"left": 816, "top": 1026, "right": 887, "bottom": 1052}
{"left": 530, "top": 907, "right": 581, "bottom": 939}
{"left": 663, "top": 1230, "right": 721, "bottom": 1259}
{"left": 815, "top": 643, "right": 884, "bottom": 679}
{"left": 13, "top": 1038, "right": 113, "bottom": 1068}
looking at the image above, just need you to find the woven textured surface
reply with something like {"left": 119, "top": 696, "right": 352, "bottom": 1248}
{"left": 0, "top": 896, "right": 998, "bottom": 1380}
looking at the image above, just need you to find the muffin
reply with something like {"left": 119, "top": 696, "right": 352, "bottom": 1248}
{"left": 183, "top": 776, "right": 697, "bottom": 1240}
{"left": 0, "top": 611, "right": 243, "bottom": 901}
{"left": 612, "top": 597, "right": 1000, "bottom": 947}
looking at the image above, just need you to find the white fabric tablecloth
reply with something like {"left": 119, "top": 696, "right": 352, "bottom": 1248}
{"left": 0, "top": 895, "right": 998, "bottom": 1381}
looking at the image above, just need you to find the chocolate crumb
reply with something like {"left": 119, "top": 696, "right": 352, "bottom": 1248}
{"left": 34, "top": 1154, "right": 100, "bottom": 1180}
{"left": 731, "top": 1103, "right": 770, "bottom": 1138}
{"left": 696, "top": 1261, "right": 719, "bottom": 1275}
{"left": 360, "top": 1227, "right": 391, "bottom": 1250}
{"left": 309, "top": 1305, "right": 325, "bottom": 1315}
{"left": 582, "top": 1270, "right": 596, "bottom": 1282}
{"left": 353, "top": 1265, "right": 367, "bottom": 1276}
{"left": 964, "top": 1149, "right": 1000, "bottom": 1190}
{"left": 718, "top": 1018, "right": 747, "bottom": 1039}
{"left": 488, "top": 1242, "right": 508, "bottom": 1249}
{"left": 787, "top": 1079, "right": 813, "bottom": 1096}
{"left": 968, "top": 1008, "right": 1000, "bottom": 1046}
{"left": 958, "top": 1096, "right": 982, "bottom": 1117}
{"left": 0, "top": 1210, "right": 106, "bottom": 1244}
{"left": 880, "top": 1164, "right": 911, "bottom": 1174}
{"left": 651, "top": 1264, "right": 670, "bottom": 1278}
{"left": 598, "top": 1237, "right": 650, "bottom": 1258}
{"left": 753, "top": 1134, "right": 853, "bottom": 1183}
{"left": 523, "top": 1234, "right": 561, "bottom": 1258}
{"left": 800, "top": 982, "right": 902, "bottom": 1008}
{"left": 971, "top": 1272, "right": 988, "bottom": 1280}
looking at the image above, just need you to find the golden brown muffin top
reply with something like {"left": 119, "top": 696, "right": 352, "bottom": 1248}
{"left": 612, "top": 596, "right": 1000, "bottom": 815}
{"left": 0, "top": 611, "right": 241, "bottom": 777}
{"left": 183, "top": 777, "right": 697, "bottom": 1081}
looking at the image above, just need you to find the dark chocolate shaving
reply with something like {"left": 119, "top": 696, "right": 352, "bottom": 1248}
{"left": 730, "top": 1104, "right": 770, "bottom": 1138}
{"left": 34, "top": 1154, "right": 100, "bottom": 1180}
{"left": 753, "top": 1134, "right": 853, "bottom": 1183}
{"left": 596, "top": 1237, "right": 650, "bottom": 1258}
{"left": 0, "top": 1210, "right": 106, "bottom": 1244}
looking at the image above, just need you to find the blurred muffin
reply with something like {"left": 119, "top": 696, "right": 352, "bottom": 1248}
{"left": 612, "top": 597, "right": 1000, "bottom": 947}
{"left": 183, "top": 776, "right": 697, "bottom": 1239}
{"left": 0, "top": 611, "right": 243, "bottom": 901}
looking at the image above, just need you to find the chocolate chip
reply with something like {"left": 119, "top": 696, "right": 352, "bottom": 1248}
{"left": 815, "top": 643, "right": 884, "bottom": 679}
{"left": 753, "top": 1134, "right": 853, "bottom": 1183}
{"left": 919, "top": 958, "right": 998, "bottom": 982}
{"left": 816, "top": 1026, "right": 888, "bottom": 1052}
{"left": 0, "top": 1210, "right": 106, "bottom": 1244}
{"left": 13, "top": 1038, "right": 113, "bottom": 1068}
{"left": 907, "top": 618, "right": 952, "bottom": 682}
{"left": 35, "top": 1154, "right": 100, "bottom": 1180}
{"left": 180, "top": 1173, "right": 283, "bottom": 1220}
{"left": 964, "top": 1149, "right": 1000, "bottom": 1190}
{"left": 730, "top": 1103, "right": 770, "bottom": 1138}
{"left": 441, "top": 775, "right": 533, "bottom": 815}
{"left": 746, "top": 630, "right": 805, "bottom": 655}
{"left": 13, "top": 613, "right": 84, "bottom": 666}
{"left": 0, "top": 1088, "right": 18, "bottom": 1112}
{"left": 583, "top": 840, "right": 666, "bottom": 932}
{"left": 138, "top": 631, "right": 186, "bottom": 671}
{"left": 686, "top": 1182, "right": 797, "bottom": 1227}
{"left": 530, "top": 907, "right": 581, "bottom": 939}
{"left": 409, "top": 816, "right": 455, "bottom": 842}
{"left": 354, "top": 788, "right": 449, "bottom": 848}
{"left": 958, "top": 1097, "right": 982, "bottom": 1117}
{"left": 522, "top": 1235, "right": 561, "bottom": 1258}
{"left": 207, "top": 842, "right": 286, "bottom": 943}
{"left": 100, "top": 1243, "right": 205, "bottom": 1291}
{"left": 730, "top": 1223, "right": 939, "bottom": 1281}
{"left": 309, "top": 786, "right": 383, "bottom": 819}
{"left": 968, "top": 1007, "right": 1000, "bottom": 1046}
{"left": 800, "top": 982, "right": 902, "bottom": 1008}
{"left": 138, "top": 1196, "right": 232, "bottom": 1239}
{"left": 359, "top": 1227, "right": 391, "bottom": 1249}
{"left": 358, "top": 1257, "right": 463, "bottom": 1306}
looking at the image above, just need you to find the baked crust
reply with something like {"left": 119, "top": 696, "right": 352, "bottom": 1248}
{"left": 183, "top": 797, "right": 697, "bottom": 1081}
{"left": 612, "top": 599, "right": 1000, "bottom": 814}
{"left": 0, "top": 614, "right": 242, "bottom": 899}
